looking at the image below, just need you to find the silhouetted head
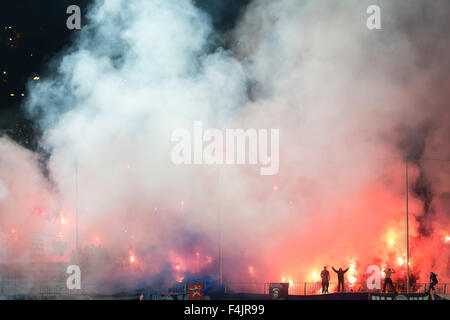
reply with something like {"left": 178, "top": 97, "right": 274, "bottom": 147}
{"left": 324, "top": 266, "right": 327, "bottom": 270}
{"left": 339, "top": 268, "right": 342, "bottom": 271}
{"left": 388, "top": 268, "right": 391, "bottom": 271}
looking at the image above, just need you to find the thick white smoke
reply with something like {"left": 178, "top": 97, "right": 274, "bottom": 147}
{"left": 0, "top": 0, "right": 447, "bottom": 289}
{"left": 0, "top": 179, "right": 8, "bottom": 202}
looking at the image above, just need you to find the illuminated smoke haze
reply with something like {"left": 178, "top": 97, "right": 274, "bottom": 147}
{"left": 0, "top": 0, "right": 448, "bottom": 289}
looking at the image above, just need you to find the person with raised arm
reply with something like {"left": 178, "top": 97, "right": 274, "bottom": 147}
{"left": 332, "top": 266, "right": 349, "bottom": 292}
{"left": 382, "top": 268, "right": 396, "bottom": 293}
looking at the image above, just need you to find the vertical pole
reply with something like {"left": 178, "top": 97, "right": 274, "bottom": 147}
{"left": 406, "top": 153, "right": 410, "bottom": 294}
{"left": 75, "top": 159, "right": 79, "bottom": 259}
{"left": 218, "top": 168, "right": 222, "bottom": 285}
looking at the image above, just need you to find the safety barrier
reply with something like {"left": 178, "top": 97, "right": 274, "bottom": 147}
{"left": 225, "top": 281, "right": 448, "bottom": 295}
{"left": 0, "top": 279, "right": 447, "bottom": 298}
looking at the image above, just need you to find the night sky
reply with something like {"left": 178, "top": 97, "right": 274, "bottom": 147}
{"left": 0, "top": 0, "right": 251, "bottom": 131}
{"left": 0, "top": 1, "right": 93, "bottom": 127}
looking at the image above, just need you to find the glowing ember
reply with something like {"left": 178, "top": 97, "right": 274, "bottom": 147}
{"left": 397, "top": 257, "right": 404, "bottom": 266}
{"left": 60, "top": 217, "right": 67, "bottom": 224}
{"left": 129, "top": 255, "right": 136, "bottom": 263}
{"left": 248, "top": 265, "right": 255, "bottom": 275}
{"left": 445, "top": 235, "right": 450, "bottom": 243}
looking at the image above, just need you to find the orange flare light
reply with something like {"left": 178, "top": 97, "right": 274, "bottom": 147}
{"left": 248, "top": 266, "right": 255, "bottom": 275}
{"left": 312, "top": 271, "right": 320, "bottom": 282}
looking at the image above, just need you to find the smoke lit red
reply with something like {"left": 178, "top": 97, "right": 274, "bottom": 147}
{"left": 0, "top": 0, "right": 449, "bottom": 296}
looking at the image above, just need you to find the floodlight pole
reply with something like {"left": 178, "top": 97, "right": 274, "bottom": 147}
{"left": 75, "top": 159, "right": 79, "bottom": 259}
{"left": 405, "top": 153, "right": 410, "bottom": 294}
{"left": 218, "top": 167, "right": 223, "bottom": 285}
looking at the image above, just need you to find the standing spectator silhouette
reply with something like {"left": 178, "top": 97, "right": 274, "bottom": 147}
{"left": 382, "top": 268, "right": 396, "bottom": 293}
{"left": 332, "top": 266, "right": 349, "bottom": 292}
{"left": 320, "top": 266, "right": 330, "bottom": 294}
{"left": 428, "top": 272, "right": 438, "bottom": 299}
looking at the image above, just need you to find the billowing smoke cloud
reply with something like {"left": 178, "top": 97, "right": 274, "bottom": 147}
{"left": 0, "top": 0, "right": 448, "bottom": 291}
{"left": 0, "top": 179, "right": 8, "bottom": 202}
{"left": 227, "top": 0, "right": 450, "bottom": 283}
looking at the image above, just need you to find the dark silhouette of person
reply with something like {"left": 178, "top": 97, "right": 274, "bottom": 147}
{"left": 332, "top": 266, "right": 349, "bottom": 292}
{"left": 320, "top": 266, "right": 330, "bottom": 294}
{"left": 382, "top": 268, "right": 396, "bottom": 293}
{"left": 429, "top": 272, "right": 438, "bottom": 298}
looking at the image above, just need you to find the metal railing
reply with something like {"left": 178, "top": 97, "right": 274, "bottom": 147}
{"left": 0, "top": 279, "right": 447, "bottom": 298}
{"left": 225, "top": 282, "right": 448, "bottom": 295}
